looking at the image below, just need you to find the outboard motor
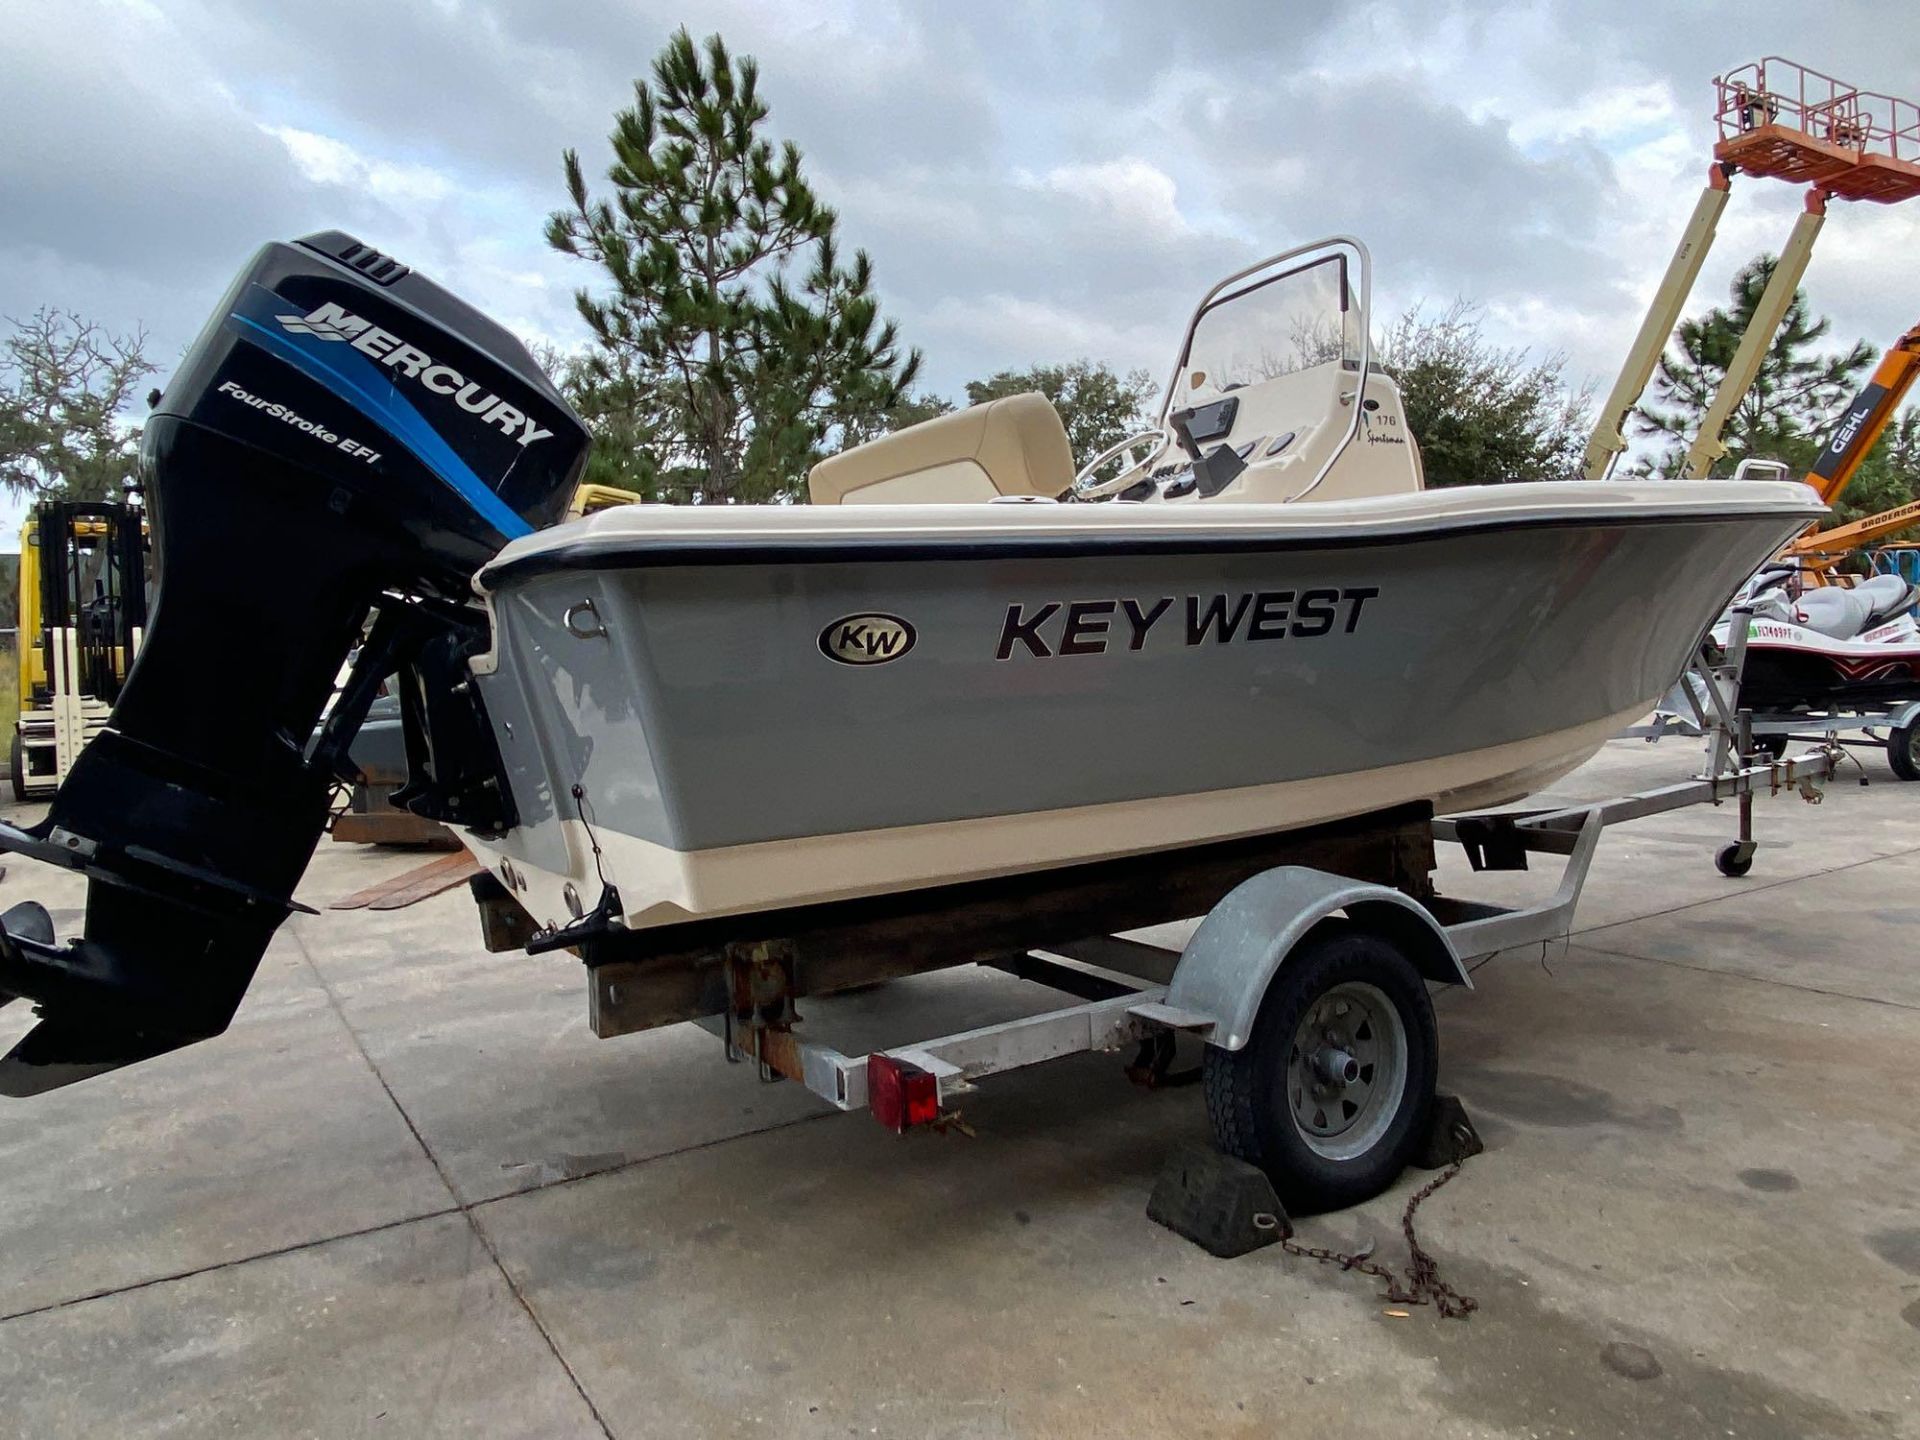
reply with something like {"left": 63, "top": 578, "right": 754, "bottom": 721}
{"left": 0, "top": 233, "right": 588, "bottom": 1093}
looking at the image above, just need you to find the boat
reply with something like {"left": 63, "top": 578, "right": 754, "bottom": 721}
{"left": 0, "top": 230, "right": 1824, "bottom": 1092}
{"left": 467, "top": 484, "right": 1819, "bottom": 935}
{"left": 461, "top": 238, "right": 1822, "bottom": 932}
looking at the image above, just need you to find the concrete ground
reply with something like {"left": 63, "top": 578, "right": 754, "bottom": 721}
{"left": 2, "top": 736, "right": 1918, "bottom": 1439}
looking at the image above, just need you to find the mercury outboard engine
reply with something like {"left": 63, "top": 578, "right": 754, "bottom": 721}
{"left": 0, "top": 233, "right": 588, "bottom": 1093}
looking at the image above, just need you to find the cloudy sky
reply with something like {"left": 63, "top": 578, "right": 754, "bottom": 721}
{"left": 6, "top": 0, "right": 1920, "bottom": 529}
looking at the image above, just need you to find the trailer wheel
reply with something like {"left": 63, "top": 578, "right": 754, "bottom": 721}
{"left": 1889, "top": 720, "right": 1920, "bottom": 782}
{"left": 1752, "top": 734, "right": 1788, "bottom": 762}
{"left": 1203, "top": 920, "right": 1437, "bottom": 1214}
{"left": 8, "top": 733, "right": 24, "bottom": 804}
{"left": 1715, "top": 842, "right": 1754, "bottom": 878}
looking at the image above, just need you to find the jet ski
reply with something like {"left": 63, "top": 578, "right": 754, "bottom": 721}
{"left": 1728, "top": 567, "right": 1920, "bottom": 711}
{"left": 0, "top": 231, "right": 1825, "bottom": 1093}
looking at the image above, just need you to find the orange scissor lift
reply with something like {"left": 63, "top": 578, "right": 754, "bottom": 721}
{"left": 1584, "top": 57, "right": 1920, "bottom": 486}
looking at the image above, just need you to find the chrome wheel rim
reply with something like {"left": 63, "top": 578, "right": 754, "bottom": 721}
{"left": 1286, "top": 981, "right": 1408, "bottom": 1161}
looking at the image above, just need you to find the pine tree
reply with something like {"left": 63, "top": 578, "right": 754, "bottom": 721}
{"left": 547, "top": 29, "right": 919, "bottom": 503}
{"left": 1835, "top": 407, "right": 1920, "bottom": 524}
{"left": 537, "top": 344, "right": 667, "bottom": 498}
{"left": 1636, "top": 255, "right": 1873, "bottom": 477}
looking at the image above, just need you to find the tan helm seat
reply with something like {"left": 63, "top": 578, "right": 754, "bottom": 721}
{"left": 809, "top": 391, "right": 1073, "bottom": 505}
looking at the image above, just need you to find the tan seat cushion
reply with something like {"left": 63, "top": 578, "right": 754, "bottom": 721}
{"left": 809, "top": 392, "right": 1073, "bottom": 505}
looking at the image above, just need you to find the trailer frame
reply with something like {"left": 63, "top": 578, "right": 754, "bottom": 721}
{"left": 565, "top": 627, "right": 1842, "bottom": 1216}
{"left": 694, "top": 738, "right": 1832, "bottom": 1131}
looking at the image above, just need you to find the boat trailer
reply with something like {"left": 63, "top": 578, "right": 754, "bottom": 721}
{"left": 631, "top": 751, "right": 1831, "bottom": 1120}
{"left": 319, "top": 618, "right": 1867, "bottom": 1216}
{"left": 514, "top": 662, "right": 1839, "bottom": 1215}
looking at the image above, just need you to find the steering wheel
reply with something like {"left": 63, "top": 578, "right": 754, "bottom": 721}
{"left": 1070, "top": 429, "right": 1172, "bottom": 500}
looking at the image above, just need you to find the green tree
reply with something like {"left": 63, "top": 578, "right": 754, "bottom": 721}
{"left": 1636, "top": 254, "right": 1874, "bottom": 477}
{"left": 834, "top": 389, "right": 956, "bottom": 451}
{"left": 1379, "top": 302, "right": 1591, "bottom": 486}
{"left": 1832, "top": 406, "right": 1920, "bottom": 525}
{"left": 536, "top": 343, "right": 669, "bottom": 500}
{"left": 0, "top": 308, "right": 154, "bottom": 502}
{"left": 547, "top": 28, "right": 920, "bottom": 503}
{"left": 963, "top": 360, "right": 1157, "bottom": 463}
{"left": 1290, "top": 301, "right": 1589, "bottom": 487}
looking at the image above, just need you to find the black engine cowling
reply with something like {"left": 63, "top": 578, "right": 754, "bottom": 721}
{"left": 0, "top": 232, "right": 588, "bottom": 1093}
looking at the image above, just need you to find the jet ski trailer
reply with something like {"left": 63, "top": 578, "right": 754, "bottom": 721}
{"left": 0, "top": 232, "right": 1835, "bottom": 1209}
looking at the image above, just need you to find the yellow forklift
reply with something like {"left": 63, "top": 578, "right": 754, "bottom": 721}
{"left": 11, "top": 499, "right": 150, "bottom": 801}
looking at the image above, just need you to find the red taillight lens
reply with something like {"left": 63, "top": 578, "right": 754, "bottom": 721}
{"left": 868, "top": 1053, "right": 940, "bottom": 1132}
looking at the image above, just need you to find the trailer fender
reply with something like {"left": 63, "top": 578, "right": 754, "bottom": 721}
{"left": 1166, "top": 866, "right": 1469, "bottom": 1053}
{"left": 1884, "top": 699, "right": 1920, "bottom": 731}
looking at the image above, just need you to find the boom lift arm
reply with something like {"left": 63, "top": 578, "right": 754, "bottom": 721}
{"left": 1804, "top": 321, "right": 1920, "bottom": 505}
{"left": 1765, "top": 321, "right": 1920, "bottom": 581}
{"left": 1787, "top": 497, "right": 1920, "bottom": 575}
{"left": 1681, "top": 187, "right": 1828, "bottom": 478}
{"left": 1582, "top": 165, "right": 1733, "bottom": 481}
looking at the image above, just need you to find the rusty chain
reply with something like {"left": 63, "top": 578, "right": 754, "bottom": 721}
{"left": 1278, "top": 1161, "right": 1479, "bottom": 1319}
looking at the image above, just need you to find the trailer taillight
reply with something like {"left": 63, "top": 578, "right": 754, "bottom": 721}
{"left": 868, "top": 1053, "right": 939, "bottom": 1132}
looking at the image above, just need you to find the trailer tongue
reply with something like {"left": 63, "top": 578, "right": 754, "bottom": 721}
{"left": 0, "top": 232, "right": 587, "bottom": 1093}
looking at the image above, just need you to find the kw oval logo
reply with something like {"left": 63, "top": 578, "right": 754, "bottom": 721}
{"left": 819, "top": 613, "right": 916, "bottom": 666}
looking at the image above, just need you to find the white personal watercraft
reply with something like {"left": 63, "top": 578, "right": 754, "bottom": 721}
{"left": 1728, "top": 567, "right": 1920, "bottom": 712}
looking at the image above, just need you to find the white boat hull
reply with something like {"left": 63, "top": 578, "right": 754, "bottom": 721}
{"left": 464, "top": 482, "right": 1823, "bottom": 933}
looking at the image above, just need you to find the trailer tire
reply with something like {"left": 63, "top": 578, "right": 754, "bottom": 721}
{"left": 1203, "top": 919, "right": 1437, "bottom": 1214}
{"left": 1889, "top": 720, "right": 1920, "bottom": 782}
{"left": 8, "top": 733, "right": 24, "bottom": 804}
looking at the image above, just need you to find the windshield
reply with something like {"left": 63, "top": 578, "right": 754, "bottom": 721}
{"left": 1169, "top": 254, "right": 1361, "bottom": 413}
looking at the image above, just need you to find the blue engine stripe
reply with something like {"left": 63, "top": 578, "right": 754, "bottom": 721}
{"left": 230, "top": 310, "right": 533, "bottom": 541}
